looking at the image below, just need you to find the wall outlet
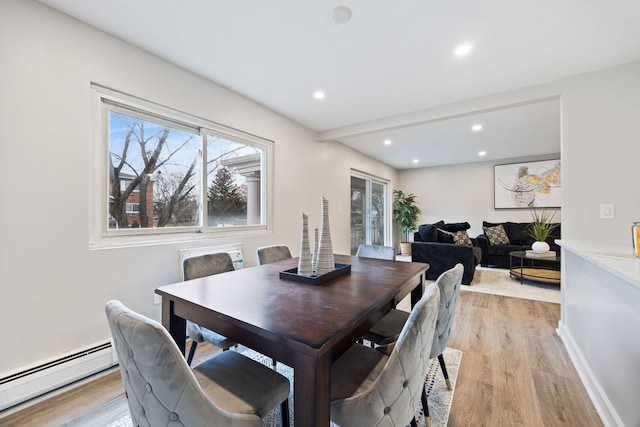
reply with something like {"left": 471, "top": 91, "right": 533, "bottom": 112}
{"left": 600, "top": 203, "right": 615, "bottom": 219}
{"left": 153, "top": 294, "right": 162, "bottom": 305}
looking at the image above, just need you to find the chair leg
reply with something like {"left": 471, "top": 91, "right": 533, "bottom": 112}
{"left": 422, "top": 387, "right": 431, "bottom": 427}
{"left": 186, "top": 341, "right": 198, "bottom": 366}
{"left": 272, "top": 358, "right": 277, "bottom": 369}
{"left": 280, "top": 398, "right": 290, "bottom": 427}
{"left": 410, "top": 417, "right": 418, "bottom": 427}
{"left": 438, "top": 353, "right": 452, "bottom": 390}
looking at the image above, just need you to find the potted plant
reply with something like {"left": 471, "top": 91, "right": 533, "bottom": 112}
{"left": 392, "top": 190, "right": 422, "bottom": 256}
{"left": 528, "top": 209, "right": 559, "bottom": 252}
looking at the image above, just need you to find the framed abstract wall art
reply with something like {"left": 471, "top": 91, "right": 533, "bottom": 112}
{"left": 494, "top": 159, "right": 561, "bottom": 209}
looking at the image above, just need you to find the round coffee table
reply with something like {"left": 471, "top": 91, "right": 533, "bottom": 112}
{"left": 509, "top": 250, "right": 560, "bottom": 285}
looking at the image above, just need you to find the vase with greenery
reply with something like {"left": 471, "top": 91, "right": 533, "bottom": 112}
{"left": 392, "top": 190, "right": 422, "bottom": 256}
{"left": 528, "top": 209, "right": 558, "bottom": 252}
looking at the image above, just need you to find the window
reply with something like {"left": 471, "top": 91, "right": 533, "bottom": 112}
{"left": 125, "top": 203, "right": 139, "bottom": 214}
{"left": 92, "top": 84, "right": 272, "bottom": 244}
{"left": 350, "top": 172, "right": 390, "bottom": 254}
{"left": 205, "top": 133, "right": 263, "bottom": 228}
{"left": 108, "top": 109, "right": 200, "bottom": 230}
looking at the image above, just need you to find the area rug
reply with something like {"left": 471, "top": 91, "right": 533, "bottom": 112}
{"left": 106, "top": 347, "right": 462, "bottom": 427}
{"left": 465, "top": 266, "right": 560, "bottom": 304}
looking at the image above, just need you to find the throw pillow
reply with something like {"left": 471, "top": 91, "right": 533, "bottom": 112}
{"left": 452, "top": 230, "right": 473, "bottom": 246}
{"left": 438, "top": 229, "right": 472, "bottom": 246}
{"left": 483, "top": 224, "right": 511, "bottom": 246}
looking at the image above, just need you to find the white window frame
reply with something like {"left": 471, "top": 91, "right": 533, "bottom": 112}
{"left": 90, "top": 83, "right": 274, "bottom": 249}
{"left": 350, "top": 169, "right": 391, "bottom": 249}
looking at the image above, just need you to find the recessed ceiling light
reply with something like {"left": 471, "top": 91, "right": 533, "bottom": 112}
{"left": 454, "top": 43, "right": 473, "bottom": 57}
{"left": 329, "top": 6, "right": 352, "bottom": 25}
{"left": 313, "top": 90, "right": 326, "bottom": 100}
{"left": 478, "top": 151, "right": 487, "bottom": 156}
{"left": 472, "top": 123, "right": 483, "bottom": 132}
{"left": 384, "top": 139, "right": 392, "bottom": 146}
{"left": 412, "top": 159, "right": 419, "bottom": 164}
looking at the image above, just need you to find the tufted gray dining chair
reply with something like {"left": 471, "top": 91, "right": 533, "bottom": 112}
{"left": 105, "top": 300, "right": 291, "bottom": 427}
{"left": 330, "top": 283, "right": 440, "bottom": 427}
{"left": 355, "top": 243, "right": 396, "bottom": 260}
{"left": 182, "top": 252, "right": 237, "bottom": 365}
{"left": 363, "top": 263, "right": 464, "bottom": 426}
{"left": 256, "top": 245, "right": 292, "bottom": 265}
{"left": 256, "top": 244, "right": 291, "bottom": 368}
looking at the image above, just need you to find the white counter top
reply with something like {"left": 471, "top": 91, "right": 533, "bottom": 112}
{"left": 557, "top": 239, "right": 640, "bottom": 289}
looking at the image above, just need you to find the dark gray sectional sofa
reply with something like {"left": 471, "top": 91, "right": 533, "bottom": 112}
{"left": 411, "top": 221, "right": 482, "bottom": 285}
{"left": 476, "top": 221, "right": 561, "bottom": 268}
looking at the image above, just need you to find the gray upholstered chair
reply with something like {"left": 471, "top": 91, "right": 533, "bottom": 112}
{"left": 363, "top": 263, "right": 464, "bottom": 426}
{"left": 355, "top": 243, "right": 397, "bottom": 345}
{"left": 355, "top": 243, "right": 396, "bottom": 260}
{"left": 105, "top": 300, "right": 290, "bottom": 427}
{"left": 256, "top": 245, "right": 292, "bottom": 265}
{"left": 330, "top": 283, "right": 440, "bottom": 427}
{"left": 256, "top": 244, "right": 291, "bottom": 368}
{"left": 182, "top": 252, "right": 237, "bottom": 365}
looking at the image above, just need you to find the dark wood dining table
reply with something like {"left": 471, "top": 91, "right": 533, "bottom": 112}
{"left": 155, "top": 254, "right": 428, "bottom": 427}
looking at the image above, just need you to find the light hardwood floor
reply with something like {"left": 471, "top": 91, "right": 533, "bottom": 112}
{"left": 0, "top": 292, "right": 603, "bottom": 426}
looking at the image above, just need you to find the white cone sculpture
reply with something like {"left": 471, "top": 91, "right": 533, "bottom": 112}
{"left": 312, "top": 227, "right": 319, "bottom": 275}
{"left": 298, "top": 213, "right": 313, "bottom": 276}
{"left": 315, "top": 197, "right": 335, "bottom": 276}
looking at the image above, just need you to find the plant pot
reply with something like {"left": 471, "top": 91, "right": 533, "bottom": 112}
{"left": 400, "top": 242, "right": 412, "bottom": 256}
{"left": 531, "top": 241, "right": 550, "bottom": 253}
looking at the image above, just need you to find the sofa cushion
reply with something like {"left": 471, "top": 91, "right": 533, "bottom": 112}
{"left": 417, "top": 222, "right": 443, "bottom": 242}
{"left": 483, "top": 224, "right": 510, "bottom": 246}
{"left": 487, "top": 244, "right": 524, "bottom": 256}
{"left": 507, "top": 222, "right": 535, "bottom": 246}
{"left": 442, "top": 222, "right": 471, "bottom": 232}
{"left": 437, "top": 229, "right": 455, "bottom": 244}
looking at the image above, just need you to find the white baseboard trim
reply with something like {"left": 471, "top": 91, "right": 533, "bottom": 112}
{"left": 557, "top": 322, "right": 623, "bottom": 427}
{"left": 0, "top": 366, "right": 119, "bottom": 419}
{"left": 0, "top": 341, "right": 116, "bottom": 412}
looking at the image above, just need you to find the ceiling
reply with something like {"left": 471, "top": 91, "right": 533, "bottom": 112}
{"left": 39, "top": 0, "right": 640, "bottom": 169}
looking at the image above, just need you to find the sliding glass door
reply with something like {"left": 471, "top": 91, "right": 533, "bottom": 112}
{"left": 350, "top": 172, "right": 389, "bottom": 255}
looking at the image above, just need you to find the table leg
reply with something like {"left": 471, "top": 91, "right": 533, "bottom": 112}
{"left": 161, "top": 298, "right": 186, "bottom": 356}
{"left": 293, "top": 352, "right": 331, "bottom": 426}
{"left": 411, "top": 273, "right": 425, "bottom": 308}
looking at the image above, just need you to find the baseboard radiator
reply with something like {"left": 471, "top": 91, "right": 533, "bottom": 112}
{"left": 179, "top": 243, "right": 244, "bottom": 274}
{"left": 0, "top": 340, "right": 117, "bottom": 412}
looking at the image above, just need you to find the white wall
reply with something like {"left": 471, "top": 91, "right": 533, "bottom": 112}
{"left": 398, "top": 156, "right": 562, "bottom": 239}
{"left": 0, "top": 0, "right": 397, "bottom": 374}
{"left": 558, "top": 62, "right": 640, "bottom": 243}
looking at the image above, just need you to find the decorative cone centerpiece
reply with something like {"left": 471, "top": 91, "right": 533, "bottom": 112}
{"left": 297, "top": 213, "right": 313, "bottom": 276}
{"left": 312, "top": 227, "right": 319, "bottom": 274}
{"left": 280, "top": 197, "right": 351, "bottom": 284}
{"left": 315, "top": 197, "right": 335, "bottom": 276}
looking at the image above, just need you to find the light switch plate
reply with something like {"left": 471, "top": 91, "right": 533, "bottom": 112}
{"left": 600, "top": 204, "right": 615, "bottom": 219}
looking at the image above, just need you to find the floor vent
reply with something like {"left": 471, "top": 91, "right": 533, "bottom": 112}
{"left": 0, "top": 341, "right": 116, "bottom": 412}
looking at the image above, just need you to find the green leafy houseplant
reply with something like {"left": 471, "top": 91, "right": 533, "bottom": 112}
{"left": 393, "top": 190, "right": 422, "bottom": 248}
{"left": 528, "top": 209, "right": 559, "bottom": 242}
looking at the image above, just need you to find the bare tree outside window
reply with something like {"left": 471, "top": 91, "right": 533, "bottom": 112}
{"left": 108, "top": 111, "right": 200, "bottom": 229}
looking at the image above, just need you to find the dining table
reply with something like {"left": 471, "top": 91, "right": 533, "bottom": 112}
{"left": 155, "top": 253, "right": 429, "bottom": 427}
